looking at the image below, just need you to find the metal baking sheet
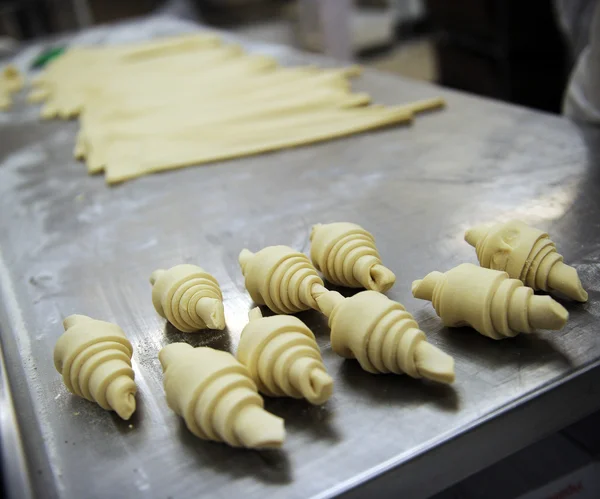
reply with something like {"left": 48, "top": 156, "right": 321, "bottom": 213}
{"left": 2, "top": 16, "right": 600, "bottom": 499}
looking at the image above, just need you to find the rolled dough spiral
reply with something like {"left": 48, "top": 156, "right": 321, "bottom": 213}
{"left": 412, "top": 263, "right": 569, "bottom": 340}
{"left": 465, "top": 219, "right": 587, "bottom": 302}
{"left": 238, "top": 308, "right": 333, "bottom": 404}
{"left": 316, "top": 290, "right": 455, "bottom": 384}
{"left": 53, "top": 315, "right": 137, "bottom": 420}
{"left": 159, "top": 344, "right": 285, "bottom": 449}
{"left": 150, "top": 264, "right": 225, "bottom": 332}
{"left": 310, "top": 222, "right": 395, "bottom": 292}
{"left": 238, "top": 245, "right": 328, "bottom": 314}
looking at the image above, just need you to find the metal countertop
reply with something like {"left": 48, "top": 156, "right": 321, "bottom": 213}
{"left": 1, "top": 16, "right": 600, "bottom": 499}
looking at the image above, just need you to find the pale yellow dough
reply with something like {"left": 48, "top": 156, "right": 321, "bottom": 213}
{"left": 101, "top": 105, "right": 418, "bottom": 184}
{"left": 310, "top": 222, "right": 396, "bottom": 292}
{"left": 237, "top": 308, "right": 333, "bottom": 404}
{"left": 238, "top": 245, "right": 330, "bottom": 315}
{"left": 0, "top": 65, "right": 23, "bottom": 110}
{"left": 30, "top": 31, "right": 446, "bottom": 183}
{"left": 150, "top": 264, "right": 225, "bottom": 332}
{"left": 33, "top": 33, "right": 221, "bottom": 119}
{"left": 82, "top": 88, "right": 372, "bottom": 177}
{"left": 315, "top": 290, "right": 455, "bottom": 383}
{"left": 465, "top": 219, "right": 588, "bottom": 302}
{"left": 412, "top": 263, "right": 569, "bottom": 340}
{"left": 53, "top": 314, "right": 137, "bottom": 420}
{"left": 238, "top": 245, "right": 454, "bottom": 383}
{"left": 159, "top": 343, "right": 285, "bottom": 449}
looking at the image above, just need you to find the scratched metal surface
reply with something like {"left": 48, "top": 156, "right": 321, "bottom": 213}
{"left": 1, "top": 16, "right": 600, "bottom": 499}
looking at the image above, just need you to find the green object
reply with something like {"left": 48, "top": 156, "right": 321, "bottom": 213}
{"left": 31, "top": 47, "right": 66, "bottom": 70}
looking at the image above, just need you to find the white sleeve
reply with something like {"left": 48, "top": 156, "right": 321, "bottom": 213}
{"left": 564, "top": 0, "right": 600, "bottom": 123}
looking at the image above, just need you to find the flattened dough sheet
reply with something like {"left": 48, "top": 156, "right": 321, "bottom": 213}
{"left": 31, "top": 32, "right": 445, "bottom": 183}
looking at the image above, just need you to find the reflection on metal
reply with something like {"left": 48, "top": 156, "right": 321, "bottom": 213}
{"left": 0, "top": 343, "right": 34, "bottom": 499}
{"left": 500, "top": 186, "right": 579, "bottom": 223}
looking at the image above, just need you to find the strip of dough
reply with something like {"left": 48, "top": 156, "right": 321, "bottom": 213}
{"left": 76, "top": 67, "right": 360, "bottom": 159}
{"left": 84, "top": 66, "right": 356, "bottom": 120}
{"left": 35, "top": 34, "right": 224, "bottom": 118}
{"left": 83, "top": 87, "right": 369, "bottom": 161}
{"left": 0, "top": 65, "right": 23, "bottom": 110}
{"left": 32, "top": 33, "right": 219, "bottom": 88}
{"left": 102, "top": 105, "right": 414, "bottom": 183}
{"left": 92, "top": 98, "right": 442, "bottom": 179}
{"left": 42, "top": 53, "right": 279, "bottom": 119}
{"left": 87, "top": 93, "right": 371, "bottom": 173}
{"left": 30, "top": 32, "right": 446, "bottom": 183}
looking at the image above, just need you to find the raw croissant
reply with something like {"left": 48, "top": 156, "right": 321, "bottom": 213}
{"left": 315, "top": 290, "right": 455, "bottom": 384}
{"left": 310, "top": 222, "right": 395, "bottom": 292}
{"left": 465, "top": 219, "right": 587, "bottom": 302}
{"left": 54, "top": 315, "right": 137, "bottom": 420}
{"left": 238, "top": 245, "right": 329, "bottom": 314}
{"left": 412, "top": 263, "right": 569, "bottom": 339}
{"left": 159, "top": 343, "right": 285, "bottom": 448}
{"left": 238, "top": 307, "right": 333, "bottom": 404}
{"left": 150, "top": 264, "right": 225, "bottom": 332}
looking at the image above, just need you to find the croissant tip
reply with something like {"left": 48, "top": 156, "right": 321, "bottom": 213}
{"left": 197, "top": 298, "right": 225, "bottom": 330}
{"left": 576, "top": 287, "right": 589, "bottom": 302}
{"left": 115, "top": 393, "right": 136, "bottom": 421}
{"left": 411, "top": 279, "right": 422, "bottom": 296}
{"left": 149, "top": 269, "right": 165, "bottom": 285}
{"left": 63, "top": 314, "right": 91, "bottom": 330}
{"left": 414, "top": 342, "right": 455, "bottom": 385}
{"left": 528, "top": 296, "right": 569, "bottom": 331}
{"left": 557, "top": 283, "right": 589, "bottom": 303}
{"left": 248, "top": 307, "right": 263, "bottom": 321}
{"left": 238, "top": 249, "right": 254, "bottom": 273}
{"left": 369, "top": 264, "right": 396, "bottom": 293}
{"left": 464, "top": 224, "right": 489, "bottom": 247}
{"left": 234, "top": 406, "right": 285, "bottom": 449}
{"left": 159, "top": 342, "right": 193, "bottom": 369}
{"left": 310, "top": 222, "right": 323, "bottom": 232}
{"left": 548, "top": 262, "right": 589, "bottom": 302}
{"left": 305, "top": 369, "right": 334, "bottom": 405}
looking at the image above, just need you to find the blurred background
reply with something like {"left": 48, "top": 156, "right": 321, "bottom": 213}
{"left": 0, "top": 0, "right": 572, "bottom": 113}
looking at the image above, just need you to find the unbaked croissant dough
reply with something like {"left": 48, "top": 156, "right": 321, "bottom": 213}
{"left": 74, "top": 66, "right": 361, "bottom": 168}
{"left": 239, "top": 245, "right": 330, "bottom": 315}
{"left": 315, "top": 290, "right": 455, "bottom": 384}
{"left": 82, "top": 88, "right": 371, "bottom": 177}
{"left": 76, "top": 65, "right": 359, "bottom": 141}
{"left": 159, "top": 343, "right": 285, "bottom": 449}
{"left": 310, "top": 222, "right": 395, "bottom": 292}
{"left": 53, "top": 315, "right": 137, "bottom": 420}
{"left": 465, "top": 219, "right": 587, "bottom": 302}
{"left": 100, "top": 103, "right": 422, "bottom": 184}
{"left": 32, "top": 33, "right": 221, "bottom": 119}
{"left": 412, "top": 263, "right": 569, "bottom": 339}
{"left": 237, "top": 308, "right": 333, "bottom": 404}
{"left": 0, "top": 65, "right": 23, "bottom": 110}
{"left": 238, "top": 245, "right": 454, "bottom": 383}
{"left": 150, "top": 264, "right": 225, "bottom": 332}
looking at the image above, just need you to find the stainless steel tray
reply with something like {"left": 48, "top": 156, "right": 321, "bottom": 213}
{"left": 2, "top": 16, "right": 600, "bottom": 499}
